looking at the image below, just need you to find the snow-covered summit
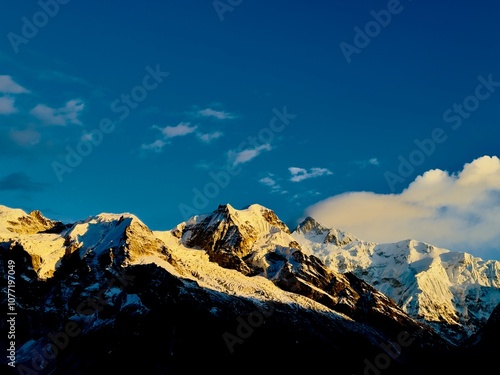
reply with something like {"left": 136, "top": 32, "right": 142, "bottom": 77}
{"left": 0, "top": 204, "right": 27, "bottom": 219}
{"left": 294, "top": 216, "right": 359, "bottom": 246}
{"left": 0, "top": 205, "right": 62, "bottom": 236}
{"left": 0, "top": 208, "right": 170, "bottom": 279}
{"left": 176, "top": 203, "right": 297, "bottom": 275}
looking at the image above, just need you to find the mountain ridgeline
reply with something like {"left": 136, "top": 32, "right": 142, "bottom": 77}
{"left": 0, "top": 203, "right": 498, "bottom": 374}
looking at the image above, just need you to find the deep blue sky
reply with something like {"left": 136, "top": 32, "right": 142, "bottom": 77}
{"left": 1, "top": 1, "right": 500, "bottom": 258}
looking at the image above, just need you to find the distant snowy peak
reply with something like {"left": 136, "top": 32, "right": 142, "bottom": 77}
{"left": 205, "top": 203, "right": 290, "bottom": 233}
{"left": 0, "top": 204, "right": 28, "bottom": 221}
{"left": 293, "top": 216, "right": 330, "bottom": 236}
{"left": 294, "top": 216, "right": 358, "bottom": 246}
{"left": 62, "top": 212, "right": 171, "bottom": 267}
{"left": 0, "top": 205, "right": 63, "bottom": 235}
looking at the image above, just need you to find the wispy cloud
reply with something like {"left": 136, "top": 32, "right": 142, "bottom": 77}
{"left": 354, "top": 157, "right": 380, "bottom": 168}
{"left": 142, "top": 123, "right": 223, "bottom": 153}
{"left": 229, "top": 144, "right": 272, "bottom": 166}
{"left": 259, "top": 174, "right": 287, "bottom": 194}
{"left": 0, "top": 75, "right": 30, "bottom": 94}
{"left": 198, "top": 108, "right": 235, "bottom": 120}
{"left": 140, "top": 139, "right": 166, "bottom": 153}
{"left": 288, "top": 167, "right": 333, "bottom": 182}
{"left": 0, "top": 172, "right": 47, "bottom": 192}
{"left": 153, "top": 123, "right": 197, "bottom": 138}
{"left": 195, "top": 160, "right": 214, "bottom": 170}
{"left": 0, "top": 96, "right": 17, "bottom": 114}
{"left": 0, "top": 75, "right": 30, "bottom": 115}
{"left": 259, "top": 176, "right": 277, "bottom": 187}
{"left": 197, "top": 131, "right": 223, "bottom": 143}
{"left": 30, "top": 99, "right": 85, "bottom": 126}
{"left": 9, "top": 127, "right": 41, "bottom": 147}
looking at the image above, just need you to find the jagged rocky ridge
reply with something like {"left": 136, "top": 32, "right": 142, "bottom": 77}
{"left": 179, "top": 204, "right": 442, "bottom": 341}
{"left": 0, "top": 204, "right": 498, "bottom": 375}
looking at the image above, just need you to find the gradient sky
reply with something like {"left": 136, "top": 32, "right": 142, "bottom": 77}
{"left": 1, "top": 0, "right": 500, "bottom": 260}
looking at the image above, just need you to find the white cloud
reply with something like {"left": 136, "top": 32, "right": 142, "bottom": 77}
{"left": 0, "top": 75, "right": 29, "bottom": 94}
{"left": 289, "top": 167, "right": 332, "bottom": 182}
{"left": 259, "top": 176, "right": 277, "bottom": 187}
{"left": 141, "top": 139, "right": 166, "bottom": 152}
{"left": 154, "top": 123, "right": 197, "bottom": 138}
{"left": 197, "top": 131, "right": 223, "bottom": 143}
{"left": 0, "top": 96, "right": 17, "bottom": 114}
{"left": 9, "top": 127, "right": 41, "bottom": 146}
{"left": 198, "top": 108, "right": 234, "bottom": 120}
{"left": 304, "top": 155, "right": 500, "bottom": 260}
{"left": 259, "top": 175, "right": 284, "bottom": 193}
{"left": 30, "top": 99, "right": 85, "bottom": 126}
{"left": 229, "top": 144, "right": 271, "bottom": 166}
{"left": 0, "top": 76, "right": 30, "bottom": 115}
{"left": 195, "top": 160, "right": 214, "bottom": 170}
{"left": 142, "top": 123, "right": 221, "bottom": 153}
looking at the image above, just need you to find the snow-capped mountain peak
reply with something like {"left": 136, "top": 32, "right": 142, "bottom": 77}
{"left": 0, "top": 205, "right": 63, "bottom": 236}
{"left": 293, "top": 216, "right": 330, "bottom": 235}
{"left": 61, "top": 211, "right": 171, "bottom": 270}
{"left": 177, "top": 203, "right": 296, "bottom": 275}
{"left": 294, "top": 216, "right": 359, "bottom": 246}
{"left": 0, "top": 204, "right": 27, "bottom": 220}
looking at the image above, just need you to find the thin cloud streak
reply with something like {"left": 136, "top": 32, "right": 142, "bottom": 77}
{"left": 229, "top": 144, "right": 271, "bottom": 166}
{"left": 0, "top": 75, "right": 30, "bottom": 94}
{"left": 289, "top": 167, "right": 333, "bottom": 182}
{"left": 198, "top": 108, "right": 234, "bottom": 120}
{"left": 154, "top": 123, "right": 197, "bottom": 138}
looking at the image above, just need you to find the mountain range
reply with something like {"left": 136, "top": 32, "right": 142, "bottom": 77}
{"left": 293, "top": 216, "right": 500, "bottom": 345}
{"left": 1, "top": 203, "right": 499, "bottom": 374}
